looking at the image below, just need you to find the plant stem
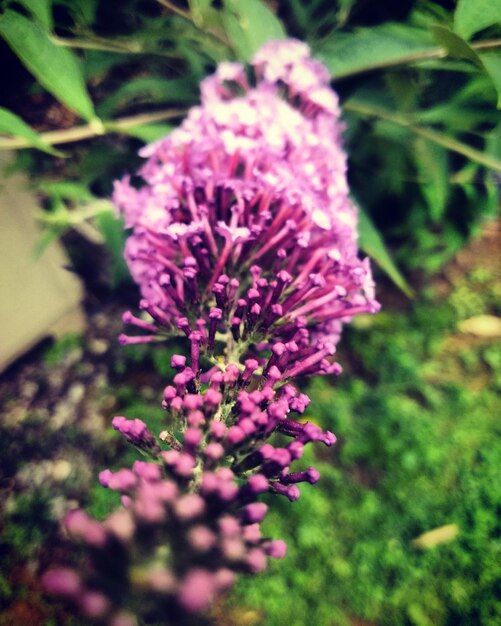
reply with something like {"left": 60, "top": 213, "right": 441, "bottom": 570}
{"left": 331, "top": 38, "right": 501, "bottom": 81}
{"left": 51, "top": 35, "right": 142, "bottom": 54}
{"left": 156, "top": 0, "right": 232, "bottom": 49}
{"left": 51, "top": 35, "right": 182, "bottom": 58}
{"left": 344, "top": 99, "right": 501, "bottom": 173}
{"left": 155, "top": 0, "right": 192, "bottom": 21}
{"left": 472, "top": 38, "right": 501, "bottom": 52}
{"left": 0, "top": 109, "right": 186, "bottom": 150}
{"left": 37, "top": 200, "right": 114, "bottom": 226}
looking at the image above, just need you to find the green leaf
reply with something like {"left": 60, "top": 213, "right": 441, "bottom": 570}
{"left": 430, "top": 25, "right": 483, "bottom": 68}
{"left": 188, "top": 0, "right": 224, "bottom": 30}
{"left": 345, "top": 98, "right": 501, "bottom": 174}
{"left": 15, "top": 0, "right": 53, "bottom": 29}
{"left": 415, "top": 103, "right": 495, "bottom": 130}
{"left": 94, "top": 210, "right": 130, "bottom": 288}
{"left": 34, "top": 225, "right": 64, "bottom": 258}
{"left": 414, "top": 138, "right": 449, "bottom": 222}
{"left": 97, "top": 77, "right": 195, "bottom": 117}
{"left": 119, "top": 124, "right": 172, "bottom": 143}
{"left": 0, "top": 10, "right": 96, "bottom": 121}
{"left": 479, "top": 52, "right": 501, "bottom": 108}
{"left": 38, "top": 181, "right": 93, "bottom": 201}
{"left": 454, "top": 0, "right": 501, "bottom": 40}
{"left": 34, "top": 197, "right": 70, "bottom": 257}
{"left": 0, "top": 107, "right": 62, "bottom": 155}
{"left": 288, "top": 0, "right": 309, "bottom": 29}
{"left": 315, "top": 23, "right": 436, "bottom": 80}
{"left": 485, "top": 122, "right": 501, "bottom": 158}
{"left": 55, "top": 0, "right": 99, "bottom": 26}
{"left": 221, "top": 0, "right": 285, "bottom": 60}
{"left": 357, "top": 206, "right": 414, "bottom": 298}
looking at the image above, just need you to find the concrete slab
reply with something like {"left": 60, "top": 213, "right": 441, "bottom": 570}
{"left": 0, "top": 153, "right": 84, "bottom": 372}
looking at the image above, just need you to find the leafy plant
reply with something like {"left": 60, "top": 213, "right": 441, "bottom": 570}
{"left": 1, "top": 0, "right": 500, "bottom": 288}
{"left": 228, "top": 278, "right": 501, "bottom": 626}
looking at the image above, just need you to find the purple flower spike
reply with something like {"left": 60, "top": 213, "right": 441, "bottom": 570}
{"left": 114, "top": 38, "right": 378, "bottom": 374}
{"left": 246, "top": 548, "right": 267, "bottom": 573}
{"left": 280, "top": 466, "right": 321, "bottom": 485}
{"left": 79, "top": 590, "right": 111, "bottom": 619}
{"left": 188, "top": 525, "right": 217, "bottom": 552}
{"left": 241, "top": 502, "right": 268, "bottom": 524}
{"left": 47, "top": 38, "right": 380, "bottom": 626}
{"left": 99, "top": 468, "right": 137, "bottom": 491}
{"left": 264, "top": 539, "right": 288, "bottom": 559}
{"left": 109, "top": 612, "right": 138, "bottom": 626}
{"left": 178, "top": 569, "right": 216, "bottom": 613}
{"left": 65, "top": 510, "right": 108, "bottom": 547}
{"left": 171, "top": 354, "right": 186, "bottom": 370}
{"left": 42, "top": 568, "right": 81, "bottom": 597}
{"left": 112, "top": 416, "right": 160, "bottom": 454}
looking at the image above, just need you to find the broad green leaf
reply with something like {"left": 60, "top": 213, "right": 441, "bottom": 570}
{"left": 357, "top": 206, "right": 414, "bottom": 298}
{"left": 94, "top": 210, "right": 130, "bottom": 288}
{"left": 0, "top": 10, "right": 96, "bottom": 121}
{"left": 483, "top": 166, "right": 501, "bottom": 218}
{"left": 221, "top": 0, "right": 285, "bottom": 61}
{"left": 385, "top": 72, "right": 419, "bottom": 111}
{"left": 338, "top": 0, "right": 358, "bottom": 12}
{"left": 97, "top": 77, "right": 195, "bottom": 117}
{"left": 485, "top": 123, "right": 501, "bottom": 158}
{"left": 188, "top": 0, "right": 224, "bottom": 30}
{"left": 430, "top": 25, "right": 483, "bottom": 68}
{"left": 15, "top": 0, "right": 53, "bottom": 29}
{"left": 0, "top": 107, "right": 61, "bottom": 155}
{"left": 83, "top": 51, "right": 129, "bottom": 82}
{"left": 34, "top": 225, "right": 64, "bottom": 258}
{"left": 414, "top": 138, "right": 449, "bottom": 222}
{"left": 315, "top": 23, "right": 436, "bottom": 80}
{"left": 38, "top": 181, "right": 93, "bottom": 201}
{"left": 480, "top": 52, "right": 501, "bottom": 108}
{"left": 119, "top": 124, "right": 172, "bottom": 143}
{"left": 345, "top": 98, "right": 501, "bottom": 174}
{"left": 56, "top": 0, "right": 99, "bottom": 26}
{"left": 454, "top": 0, "right": 501, "bottom": 40}
{"left": 453, "top": 72, "right": 497, "bottom": 102}
{"left": 34, "top": 198, "right": 69, "bottom": 257}
{"left": 288, "top": 0, "right": 309, "bottom": 29}
{"left": 416, "top": 103, "right": 495, "bottom": 131}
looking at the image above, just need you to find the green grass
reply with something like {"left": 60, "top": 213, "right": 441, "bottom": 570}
{"left": 227, "top": 289, "right": 501, "bottom": 626}
{"left": 2, "top": 270, "right": 500, "bottom": 626}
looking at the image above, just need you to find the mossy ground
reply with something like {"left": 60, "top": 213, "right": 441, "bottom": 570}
{"left": 1, "top": 223, "right": 500, "bottom": 626}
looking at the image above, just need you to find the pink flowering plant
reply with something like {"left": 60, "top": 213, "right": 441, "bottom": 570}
{"left": 44, "top": 39, "right": 379, "bottom": 625}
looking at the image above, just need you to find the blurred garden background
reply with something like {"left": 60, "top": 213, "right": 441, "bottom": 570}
{"left": 1, "top": 0, "right": 501, "bottom": 624}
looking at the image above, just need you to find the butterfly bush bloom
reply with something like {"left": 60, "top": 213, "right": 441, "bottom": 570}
{"left": 45, "top": 39, "right": 379, "bottom": 624}
{"left": 44, "top": 358, "right": 334, "bottom": 623}
{"left": 114, "top": 38, "right": 379, "bottom": 379}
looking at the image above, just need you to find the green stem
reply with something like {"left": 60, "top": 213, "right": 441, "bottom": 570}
{"left": 51, "top": 35, "right": 143, "bottom": 54}
{"left": 345, "top": 99, "right": 501, "bottom": 174}
{"left": 0, "top": 108, "right": 186, "bottom": 150}
{"left": 156, "top": 0, "right": 232, "bottom": 49}
{"left": 331, "top": 38, "right": 501, "bottom": 81}
{"left": 51, "top": 34, "right": 182, "bottom": 58}
{"left": 37, "top": 200, "right": 114, "bottom": 227}
{"left": 155, "top": 0, "right": 192, "bottom": 21}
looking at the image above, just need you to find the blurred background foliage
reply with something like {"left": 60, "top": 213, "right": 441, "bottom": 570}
{"left": 1, "top": 1, "right": 501, "bottom": 625}
{"left": 227, "top": 260, "right": 501, "bottom": 626}
{"left": 2, "top": 244, "right": 500, "bottom": 626}
{"left": 0, "top": 0, "right": 501, "bottom": 287}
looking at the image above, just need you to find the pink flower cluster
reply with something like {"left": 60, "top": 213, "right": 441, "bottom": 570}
{"left": 114, "top": 38, "right": 378, "bottom": 371}
{"left": 44, "top": 355, "right": 335, "bottom": 624}
{"left": 44, "top": 39, "right": 379, "bottom": 625}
